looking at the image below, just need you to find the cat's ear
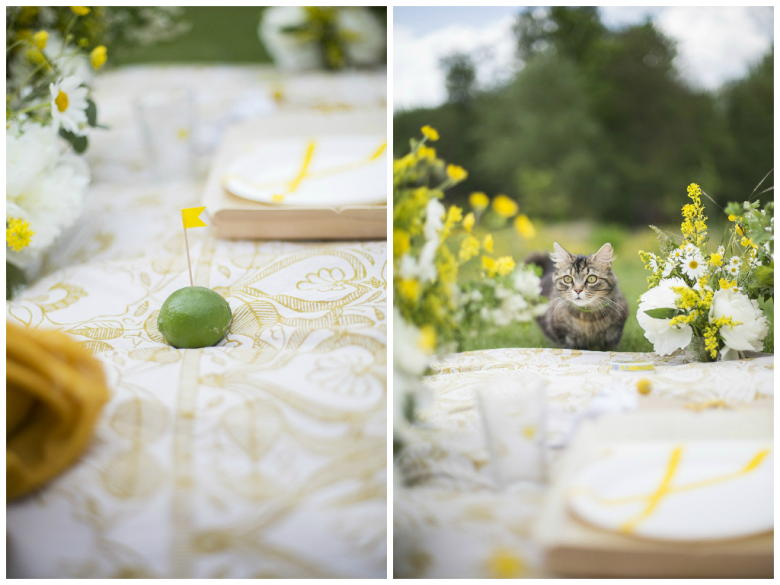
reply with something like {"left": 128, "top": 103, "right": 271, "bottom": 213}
{"left": 552, "top": 242, "right": 574, "bottom": 265}
{"left": 592, "top": 243, "right": 614, "bottom": 267}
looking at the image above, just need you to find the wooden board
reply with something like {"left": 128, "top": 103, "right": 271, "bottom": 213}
{"left": 536, "top": 409, "right": 774, "bottom": 578}
{"left": 202, "top": 110, "right": 387, "bottom": 240}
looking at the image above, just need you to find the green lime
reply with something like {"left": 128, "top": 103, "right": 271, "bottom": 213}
{"left": 157, "top": 286, "right": 232, "bottom": 349}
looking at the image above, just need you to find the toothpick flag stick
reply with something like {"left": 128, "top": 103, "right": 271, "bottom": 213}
{"left": 181, "top": 207, "right": 207, "bottom": 287}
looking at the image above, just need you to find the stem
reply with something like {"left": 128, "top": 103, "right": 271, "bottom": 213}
{"left": 15, "top": 102, "right": 50, "bottom": 115}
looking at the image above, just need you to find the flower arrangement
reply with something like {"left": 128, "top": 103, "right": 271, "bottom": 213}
{"left": 393, "top": 126, "right": 545, "bottom": 451}
{"left": 637, "top": 182, "right": 772, "bottom": 360}
{"left": 6, "top": 6, "right": 106, "bottom": 278}
{"left": 259, "top": 6, "right": 386, "bottom": 72}
{"left": 6, "top": 7, "right": 189, "bottom": 284}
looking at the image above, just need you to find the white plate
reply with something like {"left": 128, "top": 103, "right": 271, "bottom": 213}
{"left": 567, "top": 441, "right": 773, "bottom": 541}
{"left": 221, "top": 135, "right": 387, "bottom": 206}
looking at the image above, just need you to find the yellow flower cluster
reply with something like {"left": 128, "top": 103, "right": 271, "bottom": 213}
{"left": 681, "top": 183, "right": 708, "bottom": 247}
{"left": 703, "top": 316, "right": 740, "bottom": 359}
{"left": 481, "top": 255, "right": 516, "bottom": 277}
{"left": 6, "top": 218, "right": 34, "bottom": 252}
{"left": 638, "top": 250, "right": 663, "bottom": 288}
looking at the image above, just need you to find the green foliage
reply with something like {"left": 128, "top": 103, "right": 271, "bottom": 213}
{"left": 394, "top": 7, "right": 774, "bottom": 227}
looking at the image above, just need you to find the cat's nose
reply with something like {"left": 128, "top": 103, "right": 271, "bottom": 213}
{"left": 573, "top": 289, "right": 583, "bottom": 295}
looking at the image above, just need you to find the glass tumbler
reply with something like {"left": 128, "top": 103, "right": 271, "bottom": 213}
{"left": 477, "top": 376, "right": 548, "bottom": 491}
{"left": 134, "top": 88, "right": 196, "bottom": 180}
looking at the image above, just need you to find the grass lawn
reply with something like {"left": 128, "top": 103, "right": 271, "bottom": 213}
{"left": 457, "top": 220, "right": 774, "bottom": 354}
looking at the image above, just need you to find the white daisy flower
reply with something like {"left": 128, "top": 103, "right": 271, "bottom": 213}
{"left": 662, "top": 260, "right": 674, "bottom": 277}
{"left": 716, "top": 245, "right": 725, "bottom": 257}
{"left": 670, "top": 248, "right": 684, "bottom": 263}
{"left": 725, "top": 264, "right": 740, "bottom": 277}
{"left": 681, "top": 253, "right": 707, "bottom": 280}
{"left": 648, "top": 253, "right": 659, "bottom": 271}
{"left": 49, "top": 76, "right": 89, "bottom": 136}
{"left": 727, "top": 256, "right": 741, "bottom": 269}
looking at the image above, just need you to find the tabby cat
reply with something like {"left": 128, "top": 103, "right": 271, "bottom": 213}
{"left": 526, "top": 242, "right": 628, "bottom": 351}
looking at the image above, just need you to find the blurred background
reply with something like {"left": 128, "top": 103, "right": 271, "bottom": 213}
{"left": 394, "top": 6, "right": 773, "bottom": 352}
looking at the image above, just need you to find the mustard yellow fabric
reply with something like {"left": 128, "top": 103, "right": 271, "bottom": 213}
{"left": 7, "top": 322, "right": 110, "bottom": 500}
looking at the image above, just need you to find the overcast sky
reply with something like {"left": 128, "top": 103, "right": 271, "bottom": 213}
{"left": 393, "top": 6, "right": 774, "bottom": 111}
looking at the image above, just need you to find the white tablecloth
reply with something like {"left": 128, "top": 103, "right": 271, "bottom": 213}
{"left": 394, "top": 348, "right": 773, "bottom": 578}
{"left": 7, "top": 65, "right": 387, "bottom": 579}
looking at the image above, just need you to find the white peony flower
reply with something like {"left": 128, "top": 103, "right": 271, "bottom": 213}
{"left": 636, "top": 277, "right": 692, "bottom": 355}
{"left": 709, "top": 289, "right": 769, "bottom": 355}
{"left": 513, "top": 267, "right": 542, "bottom": 298}
{"left": 681, "top": 252, "right": 706, "bottom": 280}
{"left": 50, "top": 76, "right": 89, "bottom": 136}
{"left": 6, "top": 122, "right": 90, "bottom": 268}
{"left": 258, "top": 7, "right": 323, "bottom": 72}
{"left": 336, "top": 7, "right": 386, "bottom": 66}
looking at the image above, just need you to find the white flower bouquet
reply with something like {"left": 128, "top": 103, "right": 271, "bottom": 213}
{"left": 637, "top": 182, "right": 772, "bottom": 360}
{"left": 258, "top": 6, "right": 386, "bottom": 72}
{"left": 6, "top": 7, "right": 107, "bottom": 284}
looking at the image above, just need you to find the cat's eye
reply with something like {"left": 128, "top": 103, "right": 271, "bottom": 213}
{"left": 563, "top": 276, "right": 573, "bottom": 284}
{"left": 587, "top": 275, "right": 597, "bottom": 284}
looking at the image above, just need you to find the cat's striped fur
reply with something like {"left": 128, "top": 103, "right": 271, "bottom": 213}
{"left": 526, "top": 243, "right": 628, "bottom": 351}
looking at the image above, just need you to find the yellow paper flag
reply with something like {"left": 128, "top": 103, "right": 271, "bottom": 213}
{"left": 182, "top": 206, "right": 207, "bottom": 229}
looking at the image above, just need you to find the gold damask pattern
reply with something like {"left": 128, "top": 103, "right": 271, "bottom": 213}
{"left": 395, "top": 347, "right": 773, "bottom": 578}
{"left": 6, "top": 66, "right": 386, "bottom": 579}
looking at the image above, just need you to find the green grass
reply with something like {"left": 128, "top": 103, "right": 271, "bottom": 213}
{"left": 113, "top": 7, "right": 272, "bottom": 66}
{"left": 457, "top": 220, "right": 774, "bottom": 354}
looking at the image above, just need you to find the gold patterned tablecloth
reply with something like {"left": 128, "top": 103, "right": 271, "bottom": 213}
{"left": 394, "top": 348, "right": 773, "bottom": 578}
{"left": 6, "top": 66, "right": 387, "bottom": 579}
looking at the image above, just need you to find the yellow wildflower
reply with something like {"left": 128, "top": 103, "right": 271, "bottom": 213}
{"left": 459, "top": 236, "right": 480, "bottom": 262}
{"left": 481, "top": 255, "right": 497, "bottom": 276}
{"left": 740, "top": 236, "right": 757, "bottom": 249}
{"left": 398, "top": 278, "right": 421, "bottom": 302}
{"left": 704, "top": 316, "right": 741, "bottom": 359}
{"left": 70, "top": 6, "right": 90, "bottom": 16}
{"left": 486, "top": 549, "right": 526, "bottom": 579}
{"left": 709, "top": 253, "right": 722, "bottom": 267}
{"left": 6, "top": 218, "right": 35, "bottom": 252}
{"left": 446, "top": 164, "right": 468, "bottom": 182}
{"left": 682, "top": 204, "right": 696, "bottom": 219}
{"left": 90, "top": 45, "right": 107, "bottom": 70}
{"left": 462, "top": 212, "right": 475, "bottom": 232}
{"left": 483, "top": 234, "right": 493, "bottom": 254}
{"left": 728, "top": 214, "right": 736, "bottom": 222}
{"left": 31, "top": 30, "right": 48, "bottom": 50}
{"left": 421, "top": 125, "right": 439, "bottom": 141}
{"left": 492, "top": 194, "right": 518, "bottom": 218}
{"left": 393, "top": 228, "right": 410, "bottom": 257}
{"left": 514, "top": 214, "right": 536, "bottom": 239}
{"left": 419, "top": 325, "right": 437, "bottom": 353}
{"left": 436, "top": 245, "right": 458, "bottom": 284}
{"left": 495, "top": 256, "right": 516, "bottom": 276}
{"left": 718, "top": 278, "right": 737, "bottom": 291}
{"left": 636, "top": 379, "right": 652, "bottom": 395}
{"left": 469, "top": 192, "right": 489, "bottom": 211}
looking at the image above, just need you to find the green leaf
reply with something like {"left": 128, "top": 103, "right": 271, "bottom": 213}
{"left": 755, "top": 264, "right": 773, "bottom": 287}
{"left": 58, "top": 127, "right": 88, "bottom": 154}
{"left": 86, "top": 99, "right": 98, "bottom": 127}
{"left": 644, "top": 307, "right": 677, "bottom": 320}
{"left": 6, "top": 261, "right": 28, "bottom": 300}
